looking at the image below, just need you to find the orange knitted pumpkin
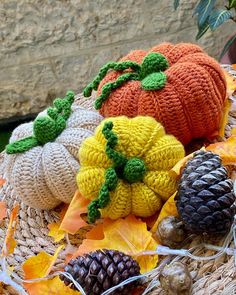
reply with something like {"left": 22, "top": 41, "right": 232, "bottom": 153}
{"left": 84, "top": 43, "right": 226, "bottom": 144}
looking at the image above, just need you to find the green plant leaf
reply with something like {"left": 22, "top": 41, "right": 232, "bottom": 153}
{"left": 196, "top": 17, "right": 210, "bottom": 39}
{"left": 174, "top": 0, "right": 180, "bottom": 10}
{"left": 209, "top": 9, "right": 232, "bottom": 30}
{"left": 220, "top": 34, "right": 236, "bottom": 59}
{"left": 194, "top": 0, "right": 217, "bottom": 26}
{"left": 229, "top": 0, "right": 236, "bottom": 9}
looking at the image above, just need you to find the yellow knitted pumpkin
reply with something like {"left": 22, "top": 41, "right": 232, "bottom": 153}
{"left": 77, "top": 116, "right": 185, "bottom": 222}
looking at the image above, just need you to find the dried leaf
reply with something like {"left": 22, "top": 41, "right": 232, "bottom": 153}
{"left": 60, "top": 191, "right": 89, "bottom": 234}
{"left": 151, "top": 193, "right": 178, "bottom": 234}
{"left": 0, "top": 201, "right": 7, "bottom": 222}
{"left": 170, "top": 153, "right": 194, "bottom": 179}
{"left": 2, "top": 204, "right": 19, "bottom": 256}
{"left": 0, "top": 178, "right": 5, "bottom": 187}
{"left": 218, "top": 98, "right": 231, "bottom": 137}
{"left": 206, "top": 136, "right": 236, "bottom": 165}
{"left": 22, "top": 245, "right": 77, "bottom": 295}
{"left": 48, "top": 223, "right": 65, "bottom": 243}
{"left": 73, "top": 215, "right": 158, "bottom": 273}
{"left": 24, "top": 276, "right": 78, "bottom": 295}
{"left": 223, "top": 69, "right": 236, "bottom": 96}
{"left": 23, "top": 245, "right": 64, "bottom": 280}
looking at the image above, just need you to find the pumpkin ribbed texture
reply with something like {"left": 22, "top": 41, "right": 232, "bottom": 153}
{"left": 77, "top": 116, "right": 185, "bottom": 220}
{"left": 95, "top": 43, "right": 226, "bottom": 144}
{"left": 3, "top": 99, "right": 103, "bottom": 209}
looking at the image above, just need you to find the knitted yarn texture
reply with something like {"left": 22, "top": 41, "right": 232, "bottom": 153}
{"left": 3, "top": 93, "right": 103, "bottom": 209}
{"left": 77, "top": 116, "right": 185, "bottom": 221}
{"left": 84, "top": 42, "right": 226, "bottom": 145}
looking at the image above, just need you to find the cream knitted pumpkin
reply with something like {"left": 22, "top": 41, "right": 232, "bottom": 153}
{"left": 3, "top": 91, "right": 103, "bottom": 209}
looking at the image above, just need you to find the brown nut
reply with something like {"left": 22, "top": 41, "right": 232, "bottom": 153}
{"left": 156, "top": 216, "right": 186, "bottom": 248}
{"left": 159, "top": 261, "right": 192, "bottom": 295}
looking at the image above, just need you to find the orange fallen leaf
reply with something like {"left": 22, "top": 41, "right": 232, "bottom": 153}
{"left": 73, "top": 215, "right": 158, "bottom": 273}
{"left": 0, "top": 201, "right": 7, "bottom": 222}
{"left": 142, "top": 212, "right": 159, "bottom": 229}
{"left": 0, "top": 178, "right": 5, "bottom": 187}
{"left": 23, "top": 245, "right": 64, "bottom": 280}
{"left": 232, "top": 64, "right": 236, "bottom": 71}
{"left": 24, "top": 276, "right": 78, "bottom": 295}
{"left": 2, "top": 204, "right": 19, "bottom": 256}
{"left": 151, "top": 192, "right": 178, "bottom": 234}
{"left": 48, "top": 223, "right": 65, "bottom": 243}
{"left": 60, "top": 191, "right": 89, "bottom": 234}
{"left": 206, "top": 136, "right": 236, "bottom": 165}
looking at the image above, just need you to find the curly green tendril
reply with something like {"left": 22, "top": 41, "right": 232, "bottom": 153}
{"left": 6, "top": 91, "right": 75, "bottom": 154}
{"left": 88, "top": 121, "right": 147, "bottom": 223}
{"left": 83, "top": 52, "right": 169, "bottom": 110}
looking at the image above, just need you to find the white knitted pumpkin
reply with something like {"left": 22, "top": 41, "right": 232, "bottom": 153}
{"left": 3, "top": 91, "right": 103, "bottom": 209}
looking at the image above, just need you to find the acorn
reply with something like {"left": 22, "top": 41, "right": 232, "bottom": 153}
{"left": 156, "top": 216, "right": 186, "bottom": 248}
{"left": 159, "top": 262, "right": 192, "bottom": 295}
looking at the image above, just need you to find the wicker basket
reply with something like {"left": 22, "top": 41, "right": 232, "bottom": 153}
{"left": 1, "top": 66, "right": 236, "bottom": 295}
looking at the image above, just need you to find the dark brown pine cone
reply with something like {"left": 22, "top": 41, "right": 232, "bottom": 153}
{"left": 176, "top": 150, "right": 236, "bottom": 234}
{"left": 59, "top": 249, "right": 141, "bottom": 295}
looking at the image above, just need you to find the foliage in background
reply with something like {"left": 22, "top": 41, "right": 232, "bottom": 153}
{"left": 174, "top": 0, "right": 236, "bottom": 58}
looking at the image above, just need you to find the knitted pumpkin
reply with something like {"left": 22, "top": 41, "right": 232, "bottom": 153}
{"left": 3, "top": 91, "right": 103, "bottom": 209}
{"left": 84, "top": 42, "right": 226, "bottom": 145}
{"left": 77, "top": 116, "right": 185, "bottom": 223}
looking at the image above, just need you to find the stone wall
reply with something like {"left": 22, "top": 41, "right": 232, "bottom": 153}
{"left": 0, "top": 0, "right": 234, "bottom": 120}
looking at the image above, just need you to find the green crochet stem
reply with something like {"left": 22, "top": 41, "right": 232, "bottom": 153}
{"left": 88, "top": 121, "right": 147, "bottom": 223}
{"left": 6, "top": 91, "right": 75, "bottom": 154}
{"left": 83, "top": 52, "right": 169, "bottom": 110}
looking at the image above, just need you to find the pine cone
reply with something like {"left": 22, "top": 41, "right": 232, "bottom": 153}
{"left": 60, "top": 249, "right": 141, "bottom": 295}
{"left": 176, "top": 150, "right": 236, "bottom": 234}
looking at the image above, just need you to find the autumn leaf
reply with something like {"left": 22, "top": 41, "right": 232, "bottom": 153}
{"left": 206, "top": 136, "right": 236, "bottom": 165}
{"left": 218, "top": 98, "right": 231, "bottom": 137}
{"left": 223, "top": 69, "right": 236, "bottom": 96}
{"left": 24, "top": 276, "right": 78, "bottom": 295}
{"left": 73, "top": 215, "right": 158, "bottom": 273}
{"left": 0, "top": 201, "right": 7, "bottom": 222}
{"left": 0, "top": 178, "right": 5, "bottom": 187}
{"left": 170, "top": 153, "right": 194, "bottom": 179}
{"left": 48, "top": 223, "right": 65, "bottom": 243}
{"left": 23, "top": 245, "right": 64, "bottom": 280}
{"left": 2, "top": 204, "right": 19, "bottom": 256}
{"left": 22, "top": 245, "right": 75, "bottom": 295}
{"left": 60, "top": 190, "right": 89, "bottom": 234}
{"left": 151, "top": 192, "right": 178, "bottom": 234}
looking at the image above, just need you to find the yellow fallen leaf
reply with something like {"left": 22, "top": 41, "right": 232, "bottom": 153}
{"left": 73, "top": 215, "right": 158, "bottom": 273}
{"left": 24, "top": 276, "right": 78, "bottom": 295}
{"left": 60, "top": 191, "right": 89, "bottom": 234}
{"left": 2, "top": 204, "right": 19, "bottom": 256}
{"left": 223, "top": 69, "right": 236, "bottom": 96}
{"left": 22, "top": 245, "right": 64, "bottom": 280}
{"left": 218, "top": 98, "right": 231, "bottom": 137}
{"left": 206, "top": 136, "right": 236, "bottom": 165}
{"left": 48, "top": 223, "right": 65, "bottom": 243}
{"left": 151, "top": 192, "right": 178, "bottom": 234}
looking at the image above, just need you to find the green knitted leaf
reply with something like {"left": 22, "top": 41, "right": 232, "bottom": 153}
{"left": 6, "top": 137, "right": 39, "bottom": 154}
{"left": 6, "top": 91, "right": 75, "bottom": 154}
{"left": 141, "top": 72, "right": 167, "bottom": 91}
{"left": 140, "top": 53, "right": 169, "bottom": 79}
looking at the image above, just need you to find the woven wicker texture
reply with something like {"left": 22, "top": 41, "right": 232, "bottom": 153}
{"left": 1, "top": 66, "right": 236, "bottom": 295}
{"left": 0, "top": 93, "right": 96, "bottom": 294}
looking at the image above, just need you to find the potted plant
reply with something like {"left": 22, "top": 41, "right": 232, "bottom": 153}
{"left": 174, "top": 0, "right": 236, "bottom": 62}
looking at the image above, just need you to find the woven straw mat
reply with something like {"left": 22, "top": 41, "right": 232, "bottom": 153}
{"left": 1, "top": 66, "right": 236, "bottom": 295}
